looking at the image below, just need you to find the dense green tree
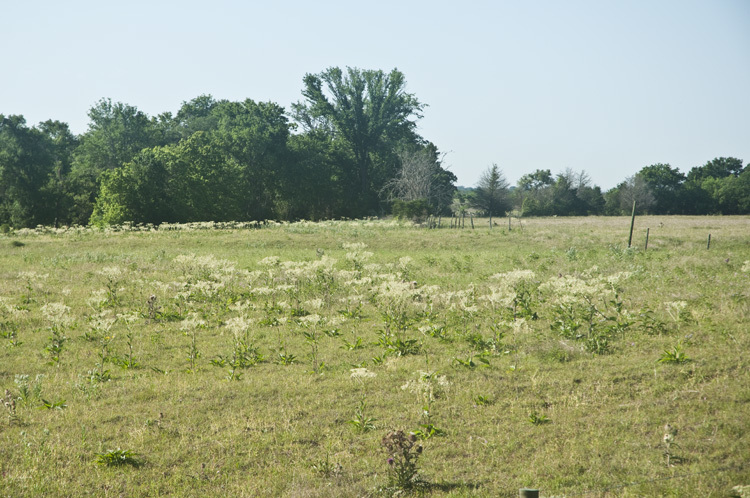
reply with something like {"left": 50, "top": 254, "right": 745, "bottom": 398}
{"left": 91, "top": 146, "right": 174, "bottom": 225}
{"left": 680, "top": 157, "right": 745, "bottom": 214}
{"left": 293, "top": 67, "right": 425, "bottom": 214}
{"left": 74, "top": 99, "right": 159, "bottom": 173}
{"left": 702, "top": 170, "right": 750, "bottom": 214}
{"left": 686, "top": 157, "right": 744, "bottom": 182}
{"left": 283, "top": 130, "right": 352, "bottom": 220}
{"left": 70, "top": 99, "right": 162, "bottom": 223}
{"left": 635, "top": 163, "right": 685, "bottom": 214}
{"left": 92, "top": 133, "right": 240, "bottom": 225}
{"left": 170, "top": 94, "right": 222, "bottom": 140}
{"left": 514, "top": 168, "right": 602, "bottom": 216}
{"left": 471, "top": 164, "right": 510, "bottom": 221}
{"left": 212, "top": 99, "right": 291, "bottom": 220}
{"left": 0, "top": 115, "right": 58, "bottom": 227}
{"left": 515, "top": 169, "right": 554, "bottom": 215}
{"left": 550, "top": 170, "right": 586, "bottom": 215}
{"left": 92, "top": 98, "right": 294, "bottom": 224}
{"left": 37, "top": 120, "right": 79, "bottom": 225}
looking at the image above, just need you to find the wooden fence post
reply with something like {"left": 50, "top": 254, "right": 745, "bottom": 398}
{"left": 707, "top": 233, "right": 711, "bottom": 250}
{"left": 645, "top": 227, "right": 650, "bottom": 251}
{"left": 628, "top": 200, "right": 636, "bottom": 248}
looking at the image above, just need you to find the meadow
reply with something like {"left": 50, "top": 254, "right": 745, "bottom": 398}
{"left": 0, "top": 216, "right": 748, "bottom": 497}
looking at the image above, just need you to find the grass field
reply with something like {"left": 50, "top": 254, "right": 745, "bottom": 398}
{"left": 1, "top": 216, "right": 748, "bottom": 497}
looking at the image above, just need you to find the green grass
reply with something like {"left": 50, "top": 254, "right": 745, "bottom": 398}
{"left": 0, "top": 216, "right": 748, "bottom": 496}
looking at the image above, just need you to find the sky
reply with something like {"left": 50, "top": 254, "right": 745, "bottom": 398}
{"left": 3, "top": 0, "right": 749, "bottom": 190}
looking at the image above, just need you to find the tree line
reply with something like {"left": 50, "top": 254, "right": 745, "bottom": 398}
{"left": 465, "top": 157, "right": 748, "bottom": 219}
{"left": 1, "top": 67, "right": 747, "bottom": 229}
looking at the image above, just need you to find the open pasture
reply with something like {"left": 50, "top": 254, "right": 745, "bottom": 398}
{"left": 1, "top": 216, "right": 748, "bottom": 496}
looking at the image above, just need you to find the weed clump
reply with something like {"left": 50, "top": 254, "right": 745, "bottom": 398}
{"left": 381, "top": 430, "right": 426, "bottom": 493}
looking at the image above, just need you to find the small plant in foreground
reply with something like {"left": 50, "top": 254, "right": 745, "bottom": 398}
{"left": 302, "top": 329, "right": 325, "bottom": 374}
{"left": 381, "top": 430, "right": 426, "bottom": 493}
{"left": 452, "top": 352, "right": 490, "bottom": 369}
{"left": 658, "top": 343, "right": 690, "bottom": 364}
{"left": 215, "top": 334, "right": 264, "bottom": 381}
{"left": 146, "top": 294, "right": 160, "bottom": 323}
{"left": 45, "top": 328, "right": 68, "bottom": 366}
{"left": 663, "top": 424, "right": 679, "bottom": 467}
{"left": 341, "top": 336, "right": 365, "bottom": 350}
{"left": 181, "top": 314, "right": 206, "bottom": 372}
{"left": 41, "top": 303, "right": 72, "bottom": 366}
{"left": 348, "top": 397, "right": 377, "bottom": 433}
{"left": 473, "top": 394, "right": 493, "bottom": 406}
{"left": 112, "top": 331, "right": 140, "bottom": 369}
{"left": 310, "top": 452, "right": 342, "bottom": 478}
{"left": 40, "top": 398, "right": 67, "bottom": 410}
{"left": 273, "top": 345, "right": 297, "bottom": 365}
{"left": 96, "top": 448, "right": 140, "bottom": 467}
{"left": 14, "top": 374, "right": 44, "bottom": 407}
{"left": 3, "top": 389, "right": 18, "bottom": 425}
{"left": 402, "top": 370, "right": 449, "bottom": 440}
{"left": 528, "top": 412, "right": 550, "bottom": 425}
{"left": 413, "top": 423, "right": 446, "bottom": 439}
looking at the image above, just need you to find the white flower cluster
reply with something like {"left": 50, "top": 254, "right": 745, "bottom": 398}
{"left": 350, "top": 368, "right": 376, "bottom": 380}
{"left": 0, "top": 297, "right": 28, "bottom": 318}
{"left": 116, "top": 312, "right": 140, "bottom": 324}
{"left": 180, "top": 313, "right": 206, "bottom": 331}
{"left": 225, "top": 316, "right": 254, "bottom": 337}
{"left": 401, "top": 371, "right": 450, "bottom": 402}
{"left": 41, "top": 302, "right": 73, "bottom": 326}
{"left": 174, "top": 254, "right": 236, "bottom": 278}
{"left": 489, "top": 269, "right": 536, "bottom": 285}
{"left": 538, "top": 270, "right": 632, "bottom": 306}
{"left": 97, "top": 266, "right": 123, "bottom": 281}
{"left": 89, "top": 312, "right": 116, "bottom": 333}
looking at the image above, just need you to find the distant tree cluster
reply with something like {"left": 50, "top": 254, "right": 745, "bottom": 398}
{"left": 605, "top": 158, "right": 750, "bottom": 215}
{"left": 463, "top": 158, "right": 748, "bottom": 218}
{"left": 1, "top": 67, "right": 747, "bottom": 229}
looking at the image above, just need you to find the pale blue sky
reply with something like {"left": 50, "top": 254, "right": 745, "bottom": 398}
{"left": 4, "top": 0, "right": 749, "bottom": 189}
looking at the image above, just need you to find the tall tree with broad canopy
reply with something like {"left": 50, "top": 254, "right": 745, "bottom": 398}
{"left": 70, "top": 99, "right": 162, "bottom": 223}
{"left": 293, "top": 67, "right": 425, "bottom": 214}
{"left": 636, "top": 163, "right": 685, "bottom": 214}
